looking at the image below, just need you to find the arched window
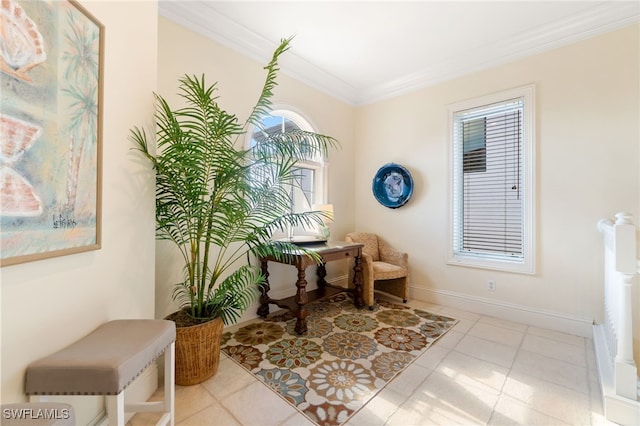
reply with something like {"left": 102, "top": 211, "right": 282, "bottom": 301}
{"left": 249, "top": 109, "right": 327, "bottom": 215}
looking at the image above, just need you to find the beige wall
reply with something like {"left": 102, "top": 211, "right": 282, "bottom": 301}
{"left": 354, "top": 25, "right": 639, "bottom": 343}
{"left": 0, "top": 1, "right": 158, "bottom": 423}
{"left": 156, "top": 19, "right": 639, "bottom": 350}
{"left": 155, "top": 18, "right": 357, "bottom": 321}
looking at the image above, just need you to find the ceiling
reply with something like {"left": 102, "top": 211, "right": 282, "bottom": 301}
{"left": 159, "top": 1, "right": 639, "bottom": 106}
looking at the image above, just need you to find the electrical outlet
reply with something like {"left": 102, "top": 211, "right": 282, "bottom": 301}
{"left": 487, "top": 280, "right": 496, "bottom": 291}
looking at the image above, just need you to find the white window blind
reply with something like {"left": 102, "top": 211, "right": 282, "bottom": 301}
{"left": 453, "top": 98, "right": 524, "bottom": 259}
{"left": 450, "top": 85, "right": 535, "bottom": 274}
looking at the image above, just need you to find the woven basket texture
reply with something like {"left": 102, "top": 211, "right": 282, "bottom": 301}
{"left": 174, "top": 317, "right": 224, "bottom": 385}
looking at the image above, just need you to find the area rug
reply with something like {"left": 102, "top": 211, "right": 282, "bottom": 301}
{"left": 221, "top": 292, "right": 458, "bottom": 425}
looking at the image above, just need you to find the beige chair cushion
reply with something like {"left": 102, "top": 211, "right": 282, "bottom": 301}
{"left": 372, "top": 261, "right": 406, "bottom": 280}
{"left": 25, "top": 320, "right": 175, "bottom": 396}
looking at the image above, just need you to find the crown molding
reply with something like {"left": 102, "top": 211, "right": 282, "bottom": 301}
{"left": 160, "top": 1, "right": 639, "bottom": 106}
{"left": 158, "top": 1, "right": 359, "bottom": 104}
{"left": 362, "top": 1, "right": 640, "bottom": 105}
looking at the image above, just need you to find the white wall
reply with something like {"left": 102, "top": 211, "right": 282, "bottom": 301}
{"left": 0, "top": 1, "right": 158, "bottom": 423}
{"left": 155, "top": 18, "right": 357, "bottom": 322}
{"left": 354, "top": 24, "right": 639, "bottom": 343}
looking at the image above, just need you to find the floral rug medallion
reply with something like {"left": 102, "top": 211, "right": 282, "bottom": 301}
{"left": 221, "top": 293, "right": 458, "bottom": 426}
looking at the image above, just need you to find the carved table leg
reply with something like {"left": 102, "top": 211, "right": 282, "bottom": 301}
{"left": 257, "top": 259, "right": 271, "bottom": 318}
{"left": 316, "top": 262, "right": 327, "bottom": 290}
{"left": 353, "top": 254, "right": 365, "bottom": 309}
{"left": 294, "top": 266, "right": 309, "bottom": 334}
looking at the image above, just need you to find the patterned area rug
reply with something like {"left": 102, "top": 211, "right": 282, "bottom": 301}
{"left": 221, "top": 292, "right": 458, "bottom": 425}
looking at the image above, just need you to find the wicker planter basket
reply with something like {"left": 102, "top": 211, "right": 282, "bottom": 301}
{"left": 171, "top": 316, "right": 224, "bottom": 386}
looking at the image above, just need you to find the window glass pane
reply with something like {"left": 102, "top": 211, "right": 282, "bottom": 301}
{"left": 463, "top": 118, "right": 486, "bottom": 173}
{"left": 291, "top": 167, "right": 314, "bottom": 213}
{"left": 248, "top": 111, "right": 325, "bottom": 220}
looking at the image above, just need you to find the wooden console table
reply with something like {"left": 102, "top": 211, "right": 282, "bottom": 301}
{"left": 257, "top": 241, "right": 365, "bottom": 334}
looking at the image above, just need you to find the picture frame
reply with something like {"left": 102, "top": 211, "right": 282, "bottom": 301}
{"left": 1, "top": 0, "right": 104, "bottom": 266}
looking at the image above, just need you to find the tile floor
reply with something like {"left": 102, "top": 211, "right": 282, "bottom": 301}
{"left": 129, "top": 298, "right": 613, "bottom": 426}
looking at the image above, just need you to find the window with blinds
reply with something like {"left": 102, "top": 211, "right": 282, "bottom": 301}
{"left": 449, "top": 86, "right": 535, "bottom": 274}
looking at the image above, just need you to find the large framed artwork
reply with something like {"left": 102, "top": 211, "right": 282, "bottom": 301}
{"left": 1, "top": 0, "right": 104, "bottom": 266}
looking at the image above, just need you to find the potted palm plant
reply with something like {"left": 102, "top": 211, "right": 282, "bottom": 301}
{"left": 130, "top": 38, "right": 338, "bottom": 385}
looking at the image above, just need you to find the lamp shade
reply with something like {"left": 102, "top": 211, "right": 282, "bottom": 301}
{"left": 312, "top": 204, "right": 334, "bottom": 224}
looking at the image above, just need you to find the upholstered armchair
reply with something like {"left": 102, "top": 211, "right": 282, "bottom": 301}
{"left": 345, "top": 232, "right": 409, "bottom": 308}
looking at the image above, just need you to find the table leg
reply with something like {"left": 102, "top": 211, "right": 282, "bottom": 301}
{"left": 294, "top": 266, "right": 309, "bottom": 334}
{"left": 316, "top": 262, "right": 327, "bottom": 290}
{"left": 353, "top": 254, "right": 365, "bottom": 309}
{"left": 257, "top": 259, "right": 271, "bottom": 318}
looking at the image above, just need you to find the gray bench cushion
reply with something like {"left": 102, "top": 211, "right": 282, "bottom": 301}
{"left": 25, "top": 320, "right": 175, "bottom": 395}
{"left": 1, "top": 403, "right": 75, "bottom": 425}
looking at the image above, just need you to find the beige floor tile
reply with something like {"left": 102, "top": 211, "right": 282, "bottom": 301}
{"left": 177, "top": 402, "right": 241, "bottom": 426}
{"left": 511, "top": 349, "right": 588, "bottom": 393}
{"left": 439, "top": 306, "right": 483, "bottom": 322}
{"left": 414, "top": 344, "right": 450, "bottom": 370}
{"left": 200, "top": 356, "right": 256, "bottom": 400}
{"left": 388, "top": 370, "right": 499, "bottom": 425}
{"left": 468, "top": 322, "right": 525, "bottom": 347}
{"left": 527, "top": 326, "right": 586, "bottom": 346}
{"left": 489, "top": 395, "right": 568, "bottom": 425}
{"left": 447, "top": 317, "right": 476, "bottom": 333}
{"left": 280, "top": 411, "right": 317, "bottom": 426}
{"left": 478, "top": 316, "right": 528, "bottom": 333}
{"left": 437, "top": 350, "right": 509, "bottom": 392}
{"left": 220, "top": 381, "right": 299, "bottom": 425}
{"left": 454, "top": 334, "right": 518, "bottom": 368}
{"left": 521, "top": 333, "right": 587, "bottom": 366}
{"left": 173, "top": 384, "right": 217, "bottom": 423}
{"left": 385, "top": 361, "right": 430, "bottom": 397}
{"left": 502, "top": 370, "right": 591, "bottom": 424}
{"left": 345, "top": 387, "right": 404, "bottom": 425}
{"left": 432, "top": 329, "right": 464, "bottom": 349}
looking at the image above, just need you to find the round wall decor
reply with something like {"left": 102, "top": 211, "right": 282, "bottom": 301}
{"left": 372, "top": 163, "right": 414, "bottom": 209}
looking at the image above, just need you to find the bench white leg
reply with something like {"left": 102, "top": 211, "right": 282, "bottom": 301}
{"left": 29, "top": 395, "right": 48, "bottom": 402}
{"left": 164, "top": 342, "right": 175, "bottom": 426}
{"left": 106, "top": 392, "right": 125, "bottom": 426}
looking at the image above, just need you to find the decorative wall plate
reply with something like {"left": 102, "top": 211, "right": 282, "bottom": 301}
{"left": 372, "top": 163, "right": 413, "bottom": 208}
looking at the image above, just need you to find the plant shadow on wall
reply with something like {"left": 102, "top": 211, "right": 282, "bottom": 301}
{"left": 130, "top": 37, "right": 340, "bottom": 385}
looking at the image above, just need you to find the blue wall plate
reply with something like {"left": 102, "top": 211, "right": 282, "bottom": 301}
{"left": 372, "top": 163, "right": 414, "bottom": 209}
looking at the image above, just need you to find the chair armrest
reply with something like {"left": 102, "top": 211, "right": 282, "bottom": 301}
{"left": 360, "top": 253, "right": 374, "bottom": 276}
{"left": 379, "top": 240, "right": 408, "bottom": 268}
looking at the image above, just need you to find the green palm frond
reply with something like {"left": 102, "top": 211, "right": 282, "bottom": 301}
{"left": 245, "top": 37, "right": 293, "bottom": 130}
{"left": 206, "top": 266, "right": 264, "bottom": 325}
{"left": 130, "top": 38, "right": 339, "bottom": 324}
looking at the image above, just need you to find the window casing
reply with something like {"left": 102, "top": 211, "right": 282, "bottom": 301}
{"left": 448, "top": 85, "right": 535, "bottom": 274}
{"left": 249, "top": 109, "right": 327, "bottom": 214}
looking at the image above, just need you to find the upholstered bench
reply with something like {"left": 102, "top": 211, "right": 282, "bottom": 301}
{"left": 1, "top": 402, "right": 74, "bottom": 425}
{"left": 25, "top": 319, "right": 176, "bottom": 426}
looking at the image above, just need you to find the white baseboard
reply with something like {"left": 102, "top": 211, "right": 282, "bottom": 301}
{"left": 412, "top": 286, "right": 594, "bottom": 337}
{"left": 593, "top": 324, "right": 640, "bottom": 426}
{"left": 92, "top": 363, "right": 158, "bottom": 425}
